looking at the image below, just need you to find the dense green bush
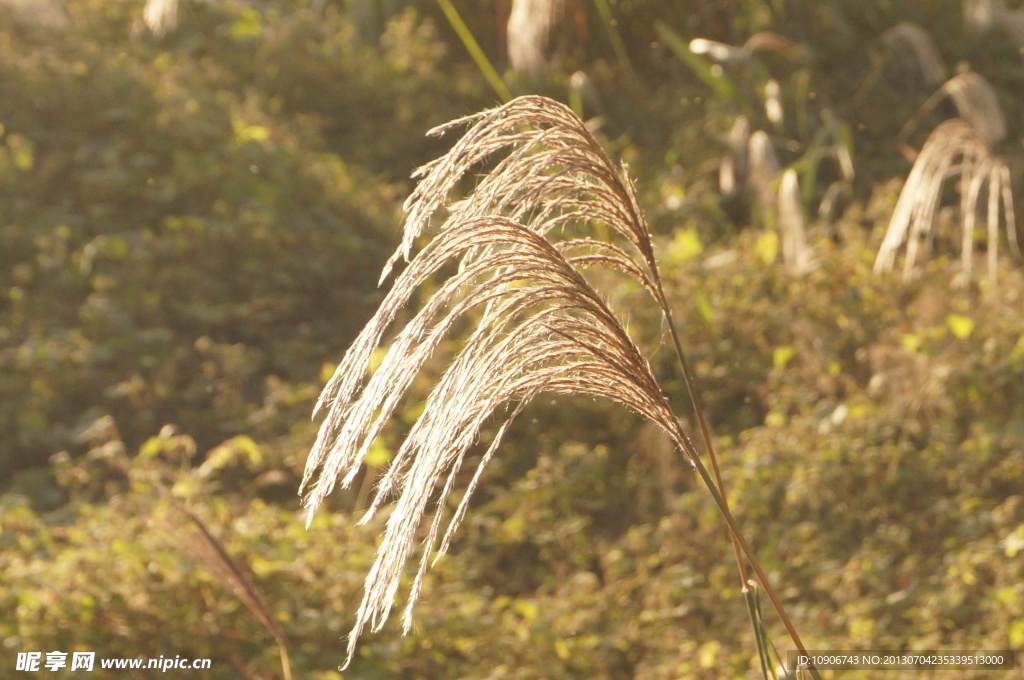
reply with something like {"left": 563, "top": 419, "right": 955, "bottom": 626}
{"left": 0, "top": 0, "right": 493, "bottom": 470}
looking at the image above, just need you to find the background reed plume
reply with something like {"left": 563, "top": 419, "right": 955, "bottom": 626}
{"left": 875, "top": 71, "right": 1018, "bottom": 283}
{"left": 301, "top": 95, "right": 813, "bottom": 673}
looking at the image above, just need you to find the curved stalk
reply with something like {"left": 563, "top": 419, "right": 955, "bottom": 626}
{"left": 669, "top": 421, "right": 819, "bottom": 679}
{"left": 659, "top": 297, "right": 750, "bottom": 585}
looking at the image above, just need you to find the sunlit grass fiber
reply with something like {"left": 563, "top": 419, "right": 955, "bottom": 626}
{"left": 301, "top": 95, "right": 816, "bottom": 675}
{"left": 877, "top": 71, "right": 1017, "bottom": 283}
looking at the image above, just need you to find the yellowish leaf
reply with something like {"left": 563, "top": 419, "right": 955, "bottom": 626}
{"left": 364, "top": 436, "right": 391, "bottom": 468}
{"left": 773, "top": 345, "right": 795, "bottom": 369}
{"left": 698, "top": 641, "right": 720, "bottom": 669}
{"left": 666, "top": 227, "right": 703, "bottom": 264}
{"left": 755, "top": 230, "right": 779, "bottom": 264}
{"left": 319, "top": 362, "right": 336, "bottom": 383}
{"left": 946, "top": 314, "right": 974, "bottom": 339}
{"left": 901, "top": 333, "right": 921, "bottom": 352}
{"left": 1010, "top": 620, "right": 1024, "bottom": 648}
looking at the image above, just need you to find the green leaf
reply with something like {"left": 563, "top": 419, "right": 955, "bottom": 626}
{"left": 436, "top": 0, "right": 511, "bottom": 102}
{"left": 655, "top": 23, "right": 740, "bottom": 104}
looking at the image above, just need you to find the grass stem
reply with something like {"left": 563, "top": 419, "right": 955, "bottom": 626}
{"left": 435, "top": 0, "right": 513, "bottom": 102}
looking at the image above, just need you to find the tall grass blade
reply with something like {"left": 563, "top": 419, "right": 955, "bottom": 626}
{"left": 591, "top": 0, "right": 634, "bottom": 76}
{"left": 436, "top": 0, "right": 512, "bottom": 102}
{"left": 656, "top": 22, "right": 741, "bottom": 104}
{"left": 167, "top": 501, "right": 292, "bottom": 680}
{"left": 745, "top": 584, "right": 772, "bottom": 680}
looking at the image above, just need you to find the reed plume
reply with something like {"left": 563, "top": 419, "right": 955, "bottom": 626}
{"left": 876, "top": 71, "right": 1017, "bottom": 284}
{"left": 301, "top": 95, "right": 814, "bottom": 672}
{"left": 880, "top": 23, "right": 947, "bottom": 86}
{"left": 778, "top": 168, "right": 808, "bottom": 273}
{"left": 141, "top": 0, "right": 180, "bottom": 37}
{"left": 507, "top": 0, "right": 564, "bottom": 79}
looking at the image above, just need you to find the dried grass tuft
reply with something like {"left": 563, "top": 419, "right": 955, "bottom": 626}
{"left": 722, "top": 126, "right": 810, "bottom": 274}
{"left": 964, "top": 0, "right": 1024, "bottom": 50}
{"left": 874, "top": 118, "right": 1017, "bottom": 283}
{"left": 881, "top": 22, "right": 947, "bottom": 86}
{"left": 939, "top": 71, "right": 1006, "bottom": 148}
{"left": 747, "top": 129, "right": 780, "bottom": 213}
{"left": 902, "top": 70, "right": 1006, "bottom": 149}
{"left": 880, "top": 68, "right": 1017, "bottom": 284}
{"left": 964, "top": 0, "right": 1006, "bottom": 33}
{"left": 688, "top": 37, "right": 751, "bottom": 64}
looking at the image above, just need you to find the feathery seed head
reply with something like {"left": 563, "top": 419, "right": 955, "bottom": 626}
{"left": 875, "top": 118, "right": 1016, "bottom": 283}
{"left": 302, "top": 96, "right": 689, "bottom": 665}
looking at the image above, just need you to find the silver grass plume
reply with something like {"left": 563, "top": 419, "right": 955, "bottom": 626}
{"left": 689, "top": 32, "right": 793, "bottom": 66}
{"left": 764, "top": 80, "right": 783, "bottom": 126}
{"left": 963, "top": 0, "right": 1024, "bottom": 50}
{"left": 302, "top": 96, "right": 696, "bottom": 664}
{"left": 939, "top": 71, "right": 1006, "bottom": 148}
{"left": 903, "top": 70, "right": 1006, "bottom": 149}
{"left": 778, "top": 168, "right": 808, "bottom": 273}
{"left": 747, "top": 129, "right": 780, "bottom": 216}
{"left": 719, "top": 116, "right": 751, "bottom": 197}
{"left": 964, "top": 0, "right": 1006, "bottom": 34}
{"left": 142, "top": 0, "right": 180, "bottom": 37}
{"left": 168, "top": 501, "right": 293, "bottom": 680}
{"left": 689, "top": 37, "right": 751, "bottom": 64}
{"left": 881, "top": 23, "right": 947, "bottom": 86}
{"left": 874, "top": 118, "right": 1017, "bottom": 283}
{"left": 507, "top": 0, "right": 564, "bottom": 79}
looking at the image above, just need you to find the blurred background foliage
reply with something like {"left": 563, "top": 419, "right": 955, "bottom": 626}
{"left": 1, "top": 0, "right": 1022, "bottom": 678}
